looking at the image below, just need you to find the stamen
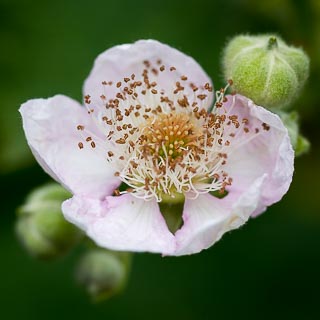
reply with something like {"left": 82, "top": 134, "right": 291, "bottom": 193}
{"left": 80, "top": 60, "right": 269, "bottom": 202}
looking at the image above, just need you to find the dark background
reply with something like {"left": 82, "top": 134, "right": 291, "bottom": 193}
{"left": 1, "top": 0, "right": 319, "bottom": 319}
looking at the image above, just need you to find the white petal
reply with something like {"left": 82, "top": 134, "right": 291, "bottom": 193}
{"left": 83, "top": 39, "right": 213, "bottom": 107}
{"left": 174, "top": 175, "right": 266, "bottom": 256}
{"left": 20, "top": 95, "right": 120, "bottom": 199}
{"left": 63, "top": 194, "right": 176, "bottom": 254}
{"left": 221, "top": 94, "right": 294, "bottom": 217}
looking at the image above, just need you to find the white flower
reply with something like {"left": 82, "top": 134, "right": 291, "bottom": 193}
{"left": 20, "top": 40, "right": 294, "bottom": 256}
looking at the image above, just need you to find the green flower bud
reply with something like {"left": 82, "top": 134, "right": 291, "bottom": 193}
{"left": 222, "top": 34, "right": 310, "bottom": 109}
{"left": 16, "top": 183, "right": 83, "bottom": 260}
{"left": 277, "top": 111, "right": 310, "bottom": 157}
{"left": 76, "top": 249, "right": 131, "bottom": 302}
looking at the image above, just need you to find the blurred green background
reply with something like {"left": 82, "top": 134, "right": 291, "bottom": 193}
{"left": 1, "top": 0, "right": 319, "bottom": 319}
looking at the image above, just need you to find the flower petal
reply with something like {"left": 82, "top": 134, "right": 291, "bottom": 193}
{"left": 62, "top": 194, "right": 176, "bottom": 254}
{"left": 221, "top": 94, "right": 294, "bottom": 216}
{"left": 83, "top": 39, "right": 213, "bottom": 107}
{"left": 20, "top": 95, "right": 120, "bottom": 199}
{"left": 174, "top": 175, "right": 266, "bottom": 256}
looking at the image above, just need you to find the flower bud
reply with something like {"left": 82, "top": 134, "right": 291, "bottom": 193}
{"left": 76, "top": 249, "right": 131, "bottom": 301}
{"left": 222, "top": 34, "right": 309, "bottom": 109}
{"left": 16, "top": 183, "right": 83, "bottom": 260}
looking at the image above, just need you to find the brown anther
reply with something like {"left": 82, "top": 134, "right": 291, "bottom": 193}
{"left": 160, "top": 65, "right": 165, "bottom": 72}
{"left": 177, "top": 96, "right": 189, "bottom": 107}
{"left": 197, "top": 94, "right": 207, "bottom": 100}
{"left": 86, "top": 137, "right": 92, "bottom": 142}
{"left": 151, "top": 89, "right": 158, "bottom": 94}
{"left": 78, "top": 142, "right": 84, "bottom": 149}
{"left": 116, "top": 93, "right": 124, "bottom": 100}
{"left": 262, "top": 123, "right": 270, "bottom": 131}
{"left": 170, "top": 66, "right": 176, "bottom": 71}
{"left": 108, "top": 151, "right": 114, "bottom": 157}
{"left": 130, "top": 160, "right": 138, "bottom": 169}
{"left": 204, "top": 83, "right": 213, "bottom": 92}
{"left": 116, "top": 138, "right": 126, "bottom": 144}
{"left": 143, "top": 60, "right": 151, "bottom": 68}
{"left": 190, "top": 83, "right": 198, "bottom": 92}
{"left": 116, "top": 81, "right": 122, "bottom": 88}
{"left": 213, "top": 173, "right": 220, "bottom": 180}
{"left": 77, "top": 125, "right": 85, "bottom": 130}
{"left": 91, "top": 141, "right": 96, "bottom": 148}
{"left": 181, "top": 75, "right": 188, "bottom": 81}
{"left": 107, "top": 131, "right": 114, "bottom": 138}
{"left": 188, "top": 167, "right": 197, "bottom": 174}
{"left": 113, "top": 189, "right": 120, "bottom": 196}
{"left": 84, "top": 95, "right": 91, "bottom": 104}
{"left": 242, "top": 118, "right": 249, "bottom": 124}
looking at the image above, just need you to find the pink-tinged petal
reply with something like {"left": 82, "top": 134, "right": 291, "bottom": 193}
{"left": 20, "top": 95, "right": 120, "bottom": 199}
{"left": 221, "top": 94, "right": 294, "bottom": 217}
{"left": 62, "top": 194, "right": 176, "bottom": 254}
{"left": 83, "top": 39, "right": 213, "bottom": 107}
{"left": 174, "top": 175, "right": 266, "bottom": 256}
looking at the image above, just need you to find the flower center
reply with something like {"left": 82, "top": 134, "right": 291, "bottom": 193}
{"left": 108, "top": 105, "right": 231, "bottom": 202}
{"left": 142, "top": 112, "right": 201, "bottom": 163}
